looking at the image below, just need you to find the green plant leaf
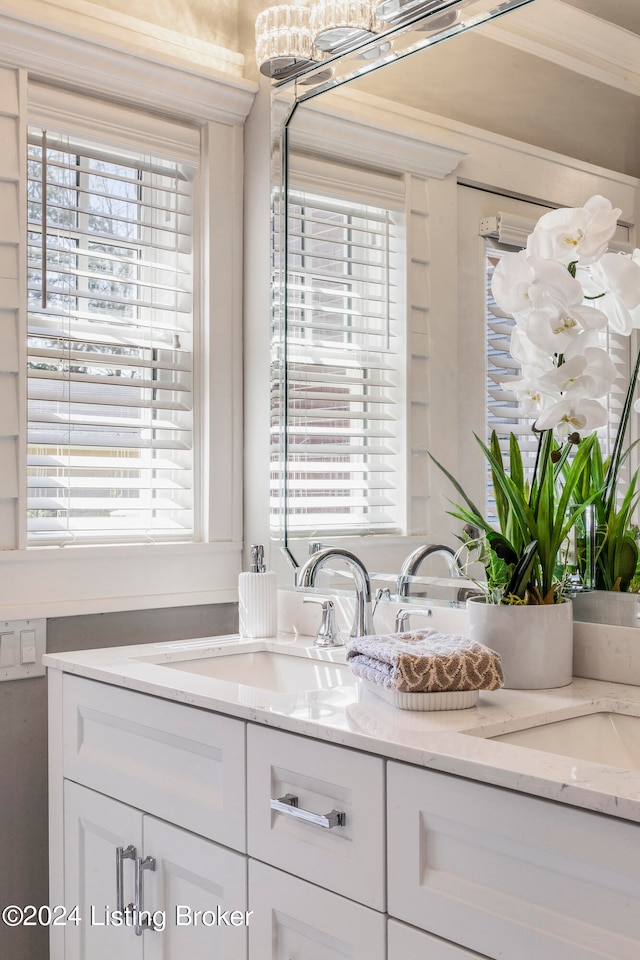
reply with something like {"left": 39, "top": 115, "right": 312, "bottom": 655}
{"left": 473, "top": 434, "right": 535, "bottom": 546}
{"left": 506, "top": 540, "right": 539, "bottom": 599}
{"left": 509, "top": 432, "right": 525, "bottom": 495}
{"left": 490, "top": 431, "right": 509, "bottom": 537}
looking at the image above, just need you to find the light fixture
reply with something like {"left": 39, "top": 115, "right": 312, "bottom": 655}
{"left": 255, "top": 0, "right": 537, "bottom": 83}
{"left": 310, "top": 0, "right": 381, "bottom": 52}
{"left": 255, "top": 5, "right": 317, "bottom": 78}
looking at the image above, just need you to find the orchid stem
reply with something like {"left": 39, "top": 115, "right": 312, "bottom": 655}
{"left": 603, "top": 345, "right": 640, "bottom": 510}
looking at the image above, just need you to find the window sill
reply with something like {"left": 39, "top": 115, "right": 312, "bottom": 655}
{"left": 0, "top": 541, "right": 242, "bottom": 620}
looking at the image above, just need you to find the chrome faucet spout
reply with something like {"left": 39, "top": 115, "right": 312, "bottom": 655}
{"left": 296, "top": 547, "right": 374, "bottom": 638}
{"left": 397, "top": 543, "right": 463, "bottom": 599}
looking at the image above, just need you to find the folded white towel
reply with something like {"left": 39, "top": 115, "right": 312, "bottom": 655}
{"left": 346, "top": 629, "right": 503, "bottom": 693}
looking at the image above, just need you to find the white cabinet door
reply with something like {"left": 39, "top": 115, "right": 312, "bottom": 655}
{"left": 143, "top": 816, "right": 248, "bottom": 960}
{"left": 64, "top": 782, "right": 248, "bottom": 960}
{"left": 248, "top": 860, "right": 386, "bottom": 960}
{"left": 64, "top": 781, "right": 143, "bottom": 960}
{"left": 389, "top": 919, "right": 490, "bottom": 959}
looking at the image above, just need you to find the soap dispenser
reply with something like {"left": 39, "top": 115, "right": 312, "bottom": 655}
{"left": 238, "top": 544, "right": 278, "bottom": 638}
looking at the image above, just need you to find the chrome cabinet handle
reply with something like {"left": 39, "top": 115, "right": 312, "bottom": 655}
{"left": 270, "top": 793, "right": 345, "bottom": 829}
{"left": 134, "top": 855, "right": 156, "bottom": 935}
{"left": 115, "top": 845, "right": 136, "bottom": 913}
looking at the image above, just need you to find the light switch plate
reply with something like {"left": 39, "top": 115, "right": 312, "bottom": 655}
{"left": 0, "top": 619, "right": 46, "bottom": 680}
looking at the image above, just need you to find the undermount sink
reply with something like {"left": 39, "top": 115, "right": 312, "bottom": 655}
{"left": 490, "top": 711, "right": 640, "bottom": 770}
{"left": 151, "top": 648, "right": 356, "bottom": 694}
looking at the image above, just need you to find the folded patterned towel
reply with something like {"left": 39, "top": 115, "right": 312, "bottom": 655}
{"left": 346, "top": 629, "right": 503, "bottom": 693}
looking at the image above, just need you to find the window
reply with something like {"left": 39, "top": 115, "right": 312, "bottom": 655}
{"left": 273, "top": 171, "right": 405, "bottom": 538}
{"left": 26, "top": 125, "right": 196, "bottom": 545}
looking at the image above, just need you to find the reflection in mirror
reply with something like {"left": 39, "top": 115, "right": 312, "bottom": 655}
{"left": 271, "top": 0, "right": 640, "bottom": 623}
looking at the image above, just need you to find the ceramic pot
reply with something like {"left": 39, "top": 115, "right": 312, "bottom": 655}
{"left": 572, "top": 590, "right": 639, "bottom": 627}
{"left": 466, "top": 597, "right": 573, "bottom": 690}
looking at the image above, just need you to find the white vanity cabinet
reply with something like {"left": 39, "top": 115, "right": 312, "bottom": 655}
{"left": 49, "top": 666, "right": 640, "bottom": 960}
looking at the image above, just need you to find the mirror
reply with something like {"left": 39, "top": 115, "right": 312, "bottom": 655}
{"left": 271, "top": 0, "right": 640, "bottom": 617}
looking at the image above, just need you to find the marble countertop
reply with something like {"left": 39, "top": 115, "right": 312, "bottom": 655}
{"left": 43, "top": 632, "right": 640, "bottom": 824}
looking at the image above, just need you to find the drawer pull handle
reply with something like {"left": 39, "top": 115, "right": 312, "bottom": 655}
{"left": 270, "top": 793, "right": 345, "bottom": 829}
{"left": 134, "top": 855, "right": 156, "bottom": 936}
{"left": 115, "top": 844, "right": 136, "bottom": 913}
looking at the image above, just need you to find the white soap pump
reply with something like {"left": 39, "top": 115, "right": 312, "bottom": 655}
{"left": 238, "top": 544, "right": 277, "bottom": 638}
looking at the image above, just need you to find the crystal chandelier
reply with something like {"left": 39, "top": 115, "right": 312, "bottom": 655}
{"left": 256, "top": 0, "right": 537, "bottom": 81}
{"left": 256, "top": 1, "right": 382, "bottom": 78}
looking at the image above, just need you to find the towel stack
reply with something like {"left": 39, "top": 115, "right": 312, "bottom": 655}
{"left": 346, "top": 628, "right": 503, "bottom": 693}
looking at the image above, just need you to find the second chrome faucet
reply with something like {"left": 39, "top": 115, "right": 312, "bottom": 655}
{"left": 296, "top": 547, "right": 375, "bottom": 639}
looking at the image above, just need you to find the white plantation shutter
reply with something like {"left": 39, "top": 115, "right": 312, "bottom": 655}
{"left": 485, "top": 241, "right": 538, "bottom": 472}
{"left": 274, "top": 165, "right": 405, "bottom": 536}
{"left": 26, "top": 120, "right": 197, "bottom": 545}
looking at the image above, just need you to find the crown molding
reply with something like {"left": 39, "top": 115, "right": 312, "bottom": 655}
{"left": 281, "top": 92, "right": 467, "bottom": 180}
{"left": 0, "top": 0, "right": 257, "bottom": 125}
{"left": 483, "top": 0, "right": 640, "bottom": 97}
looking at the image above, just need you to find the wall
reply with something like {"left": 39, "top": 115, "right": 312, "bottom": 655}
{"left": 0, "top": 602, "right": 238, "bottom": 960}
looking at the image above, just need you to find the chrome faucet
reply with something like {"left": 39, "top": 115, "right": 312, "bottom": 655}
{"left": 397, "top": 543, "right": 463, "bottom": 599}
{"left": 296, "top": 547, "right": 375, "bottom": 639}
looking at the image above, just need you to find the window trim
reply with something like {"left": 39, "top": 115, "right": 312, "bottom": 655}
{"left": 0, "top": 12, "right": 253, "bottom": 618}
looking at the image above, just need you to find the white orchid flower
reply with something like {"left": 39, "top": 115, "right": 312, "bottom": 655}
{"left": 509, "top": 326, "right": 555, "bottom": 373}
{"left": 491, "top": 251, "right": 585, "bottom": 319}
{"left": 515, "top": 283, "right": 608, "bottom": 355}
{"left": 526, "top": 195, "right": 621, "bottom": 266}
{"left": 506, "top": 377, "right": 547, "bottom": 416}
{"left": 503, "top": 328, "right": 556, "bottom": 414}
{"left": 579, "top": 253, "right": 640, "bottom": 335}
{"left": 535, "top": 396, "right": 608, "bottom": 439}
{"left": 536, "top": 347, "right": 616, "bottom": 400}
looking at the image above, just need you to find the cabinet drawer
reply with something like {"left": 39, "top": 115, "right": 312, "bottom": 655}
{"left": 249, "top": 860, "right": 386, "bottom": 960}
{"left": 388, "top": 920, "right": 490, "bottom": 959}
{"left": 62, "top": 675, "right": 246, "bottom": 850}
{"left": 247, "top": 724, "right": 385, "bottom": 910}
{"left": 388, "top": 761, "right": 640, "bottom": 960}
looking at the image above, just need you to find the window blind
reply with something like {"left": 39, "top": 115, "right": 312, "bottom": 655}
{"left": 273, "top": 185, "right": 405, "bottom": 536}
{"left": 27, "top": 127, "right": 196, "bottom": 545}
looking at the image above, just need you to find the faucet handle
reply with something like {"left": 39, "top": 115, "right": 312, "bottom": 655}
{"left": 303, "top": 597, "right": 343, "bottom": 647}
{"left": 394, "top": 606, "right": 433, "bottom": 634}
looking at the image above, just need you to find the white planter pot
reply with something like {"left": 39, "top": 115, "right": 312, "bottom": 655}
{"left": 572, "top": 590, "right": 640, "bottom": 627}
{"left": 466, "top": 597, "right": 573, "bottom": 690}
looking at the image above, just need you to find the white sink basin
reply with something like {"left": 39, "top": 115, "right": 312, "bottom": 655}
{"left": 490, "top": 712, "right": 640, "bottom": 770}
{"left": 157, "top": 649, "right": 354, "bottom": 693}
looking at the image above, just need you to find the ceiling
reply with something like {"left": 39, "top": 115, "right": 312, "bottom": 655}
{"left": 561, "top": 0, "right": 640, "bottom": 34}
